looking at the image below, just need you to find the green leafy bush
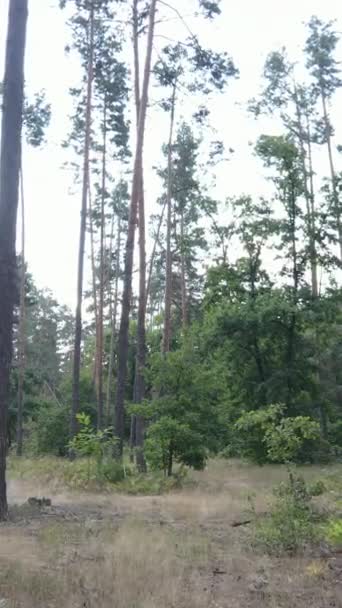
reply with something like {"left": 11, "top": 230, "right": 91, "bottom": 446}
{"left": 26, "top": 402, "right": 69, "bottom": 456}
{"left": 235, "top": 404, "right": 321, "bottom": 464}
{"left": 307, "top": 479, "right": 326, "bottom": 496}
{"left": 144, "top": 416, "right": 206, "bottom": 475}
{"left": 69, "top": 413, "right": 123, "bottom": 483}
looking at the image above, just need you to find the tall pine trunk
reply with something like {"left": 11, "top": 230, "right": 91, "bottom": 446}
{"left": 16, "top": 168, "right": 26, "bottom": 456}
{"left": 132, "top": 0, "right": 147, "bottom": 471}
{"left": 180, "top": 207, "right": 188, "bottom": 330}
{"left": 88, "top": 185, "right": 99, "bottom": 388}
{"left": 294, "top": 90, "right": 318, "bottom": 298}
{"left": 106, "top": 216, "right": 121, "bottom": 422}
{"left": 321, "top": 89, "right": 342, "bottom": 261}
{"left": 97, "top": 98, "right": 107, "bottom": 430}
{"left": 162, "top": 83, "right": 177, "bottom": 353}
{"left": 0, "top": 0, "right": 28, "bottom": 520}
{"left": 146, "top": 197, "right": 167, "bottom": 306}
{"left": 71, "top": 3, "right": 94, "bottom": 439}
{"left": 305, "top": 114, "right": 318, "bottom": 293}
{"left": 285, "top": 183, "right": 299, "bottom": 412}
{"left": 104, "top": 210, "right": 115, "bottom": 424}
{"left": 114, "top": 0, "right": 157, "bottom": 457}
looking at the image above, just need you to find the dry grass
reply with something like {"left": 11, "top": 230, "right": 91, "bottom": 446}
{"left": 0, "top": 458, "right": 341, "bottom": 608}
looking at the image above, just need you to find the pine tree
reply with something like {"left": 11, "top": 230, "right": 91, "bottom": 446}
{"left": 0, "top": 0, "right": 28, "bottom": 520}
{"left": 305, "top": 16, "right": 342, "bottom": 261}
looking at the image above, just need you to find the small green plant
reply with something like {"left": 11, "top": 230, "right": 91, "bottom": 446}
{"left": 252, "top": 472, "right": 321, "bottom": 555}
{"left": 68, "top": 413, "right": 122, "bottom": 482}
{"left": 323, "top": 518, "right": 342, "bottom": 548}
{"left": 308, "top": 479, "right": 326, "bottom": 497}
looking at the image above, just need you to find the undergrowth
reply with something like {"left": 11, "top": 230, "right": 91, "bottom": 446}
{"left": 251, "top": 471, "right": 328, "bottom": 555}
{"left": 8, "top": 456, "right": 189, "bottom": 495}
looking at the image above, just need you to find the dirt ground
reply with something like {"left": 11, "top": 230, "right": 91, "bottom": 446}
{"left": 0, "top": 460, "right": 341, "bottom": 608}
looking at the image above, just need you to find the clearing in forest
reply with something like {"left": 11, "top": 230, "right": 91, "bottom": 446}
{"left": 0, "top": 459, "right": 341, "bottom": 608}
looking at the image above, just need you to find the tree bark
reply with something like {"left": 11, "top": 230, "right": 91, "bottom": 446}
{"left": 132, "top": 0, "right": 147, "bottom": 471}
{"left": 285, "top": 183, "right": 299, "bottom": 412}
{"left": 293, "top": 89, "right": 318, "bottom": 298}
{"left": 97, "top": 97, "right": 107, "bottom": 430}
{"left": 104, "top": 210, "right": 115, "bottom": 425}
{"left": 180, "top": 207, "right": 188, "bottom": 330}
{"left": 162, "top": 83, "right": 177, "bottom": 354}
{"left": 88, "top": 183, "right": 99, "bottom": 388}
{"left": 0, "top": 0, "right": 28, "bottom": 519}
{"left": 71, "top": 2, "right": 94, "bottom": 440}
{"left": 114, "top": 0, "right": 157, "bottom": 458}
{"left": 16, "top": 167, "right": 26, "bottom": 456}
{"left": 106, "top": 216, "right": 121, "bottom": 423}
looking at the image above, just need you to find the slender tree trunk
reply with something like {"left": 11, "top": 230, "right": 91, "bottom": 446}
{"left": 132, "top": 0, "right": 147, "bottom": 470}
{"left": 16, "top": 168, "right": 26, "bottom": 456}
{"left": 294, "top": 91, "right": 318, "bottom": 298}
{"left": 249, "top": 253, "right": 266, "bottom": 403}
{"left": 285, "top": 184, "right": 298, "bottom": 412}
{"left": 306, "top": 115, "right": 317, "bottom": 274}
{"left": 305, "top": 113, "right": 326, "bottom": 435}
{"left": 180, "top": 208, "right": 188, "bottom": 330}
{"left": 106, "top": 216, "right": 121, "bottom": 422}
{"left": 0, "top": 0, "right": 28, "bottom": 520}
{"left": 146, "top": 197, "right": 167, "bottom": 306}
{"left": 306, "top": 116, "right": 318, "bottom": 298}
{"left": 167, "top": 443, "right": 173, "bottom": 477}
{"left": 321, "top": 89, "right": 342, "bottom": 261}
{"left": 114, "top": 0, "right": 157, "bottom": 458}
{"left": 97, "top": 98, "right": 107, "bottom": 430}
{"left": 88, "top": 184, "right": 99, "bottom": 388}
{"left": 104, "top": 211, "right": 115, "bottom": 425}
{"left": 162, "top": 83, "right": 177, "bottom": 354}
{"left": 71, "top": 3, "right": 94, "bottom": 439}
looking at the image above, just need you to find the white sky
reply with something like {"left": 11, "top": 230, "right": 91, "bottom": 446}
{"left": 1, "top": 0, "right": 342, "bottom": 308}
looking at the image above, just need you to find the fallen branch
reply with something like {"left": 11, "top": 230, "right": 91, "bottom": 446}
{"left": 231, "top": 519, "right": 251, "bottom": 528}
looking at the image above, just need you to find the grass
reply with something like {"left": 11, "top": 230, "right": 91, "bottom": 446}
{"left": 1, "top": 458, "right": 342, "bottom": 608}
{"left": 7, "top": 455, "right": 186, "bottom": 494}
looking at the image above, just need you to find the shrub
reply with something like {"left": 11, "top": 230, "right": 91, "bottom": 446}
{"left": 100, "top": 460, "right": 127, "bottom": 483}
{"left": 308, "top": 479, "right": 326, "bottom": 496}
{"left": 144, "top": 416, "right": 206, "bottom": 475}
{"left": 252, "top": 472, "right": 321, "bottom": 555}
{"left": 69, "top": 413, "right": 121, "bottom": 483}
{"left": 26, "top": 402, "right": 69, "bottom": 456}
{"left": 235, "top": 405, "right": 321, "bottom": 464}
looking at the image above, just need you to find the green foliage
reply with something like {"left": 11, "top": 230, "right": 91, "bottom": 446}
{"left": 27, "top": 402, "right": 69, "bottom": 457}
{"left": 323, "top": 518, "right": 342, "bottom": 547}
{"left": 307, "top": 479, "right": 327, "bottom": 496}
{"left": 235, "top": 405, "right": 321, "bottom": 464}
{"left": 235, "top": 405, "right": 281, "bottom": 464}
{"left": 132, "top": 344, "right": 224, "bottom": 474}
{"left": 23, "top": 91, "right": 51, "bottom": 147}
{"left": 69, "top": 413, "right": 119, "bottom": 481}
{"left": 252, "top": 472, "right": 321, "bottom": 554}
{"left": 144, "top": 416, "right": 206, "bottom": 475}
{"left": 265, "top": 416, "right": 321, "bottom": 463}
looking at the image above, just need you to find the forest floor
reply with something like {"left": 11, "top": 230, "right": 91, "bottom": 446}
{"left": 0, "top": 459, "right": 341, "bottom": 608}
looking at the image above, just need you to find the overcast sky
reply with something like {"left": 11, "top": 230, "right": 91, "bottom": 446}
{"left": 1, "top": 0, "right": 342, "bottom": 309}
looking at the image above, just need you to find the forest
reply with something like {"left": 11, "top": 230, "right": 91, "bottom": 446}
{"left": 0, "top": 1, "right": 342, "bottom": 607}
